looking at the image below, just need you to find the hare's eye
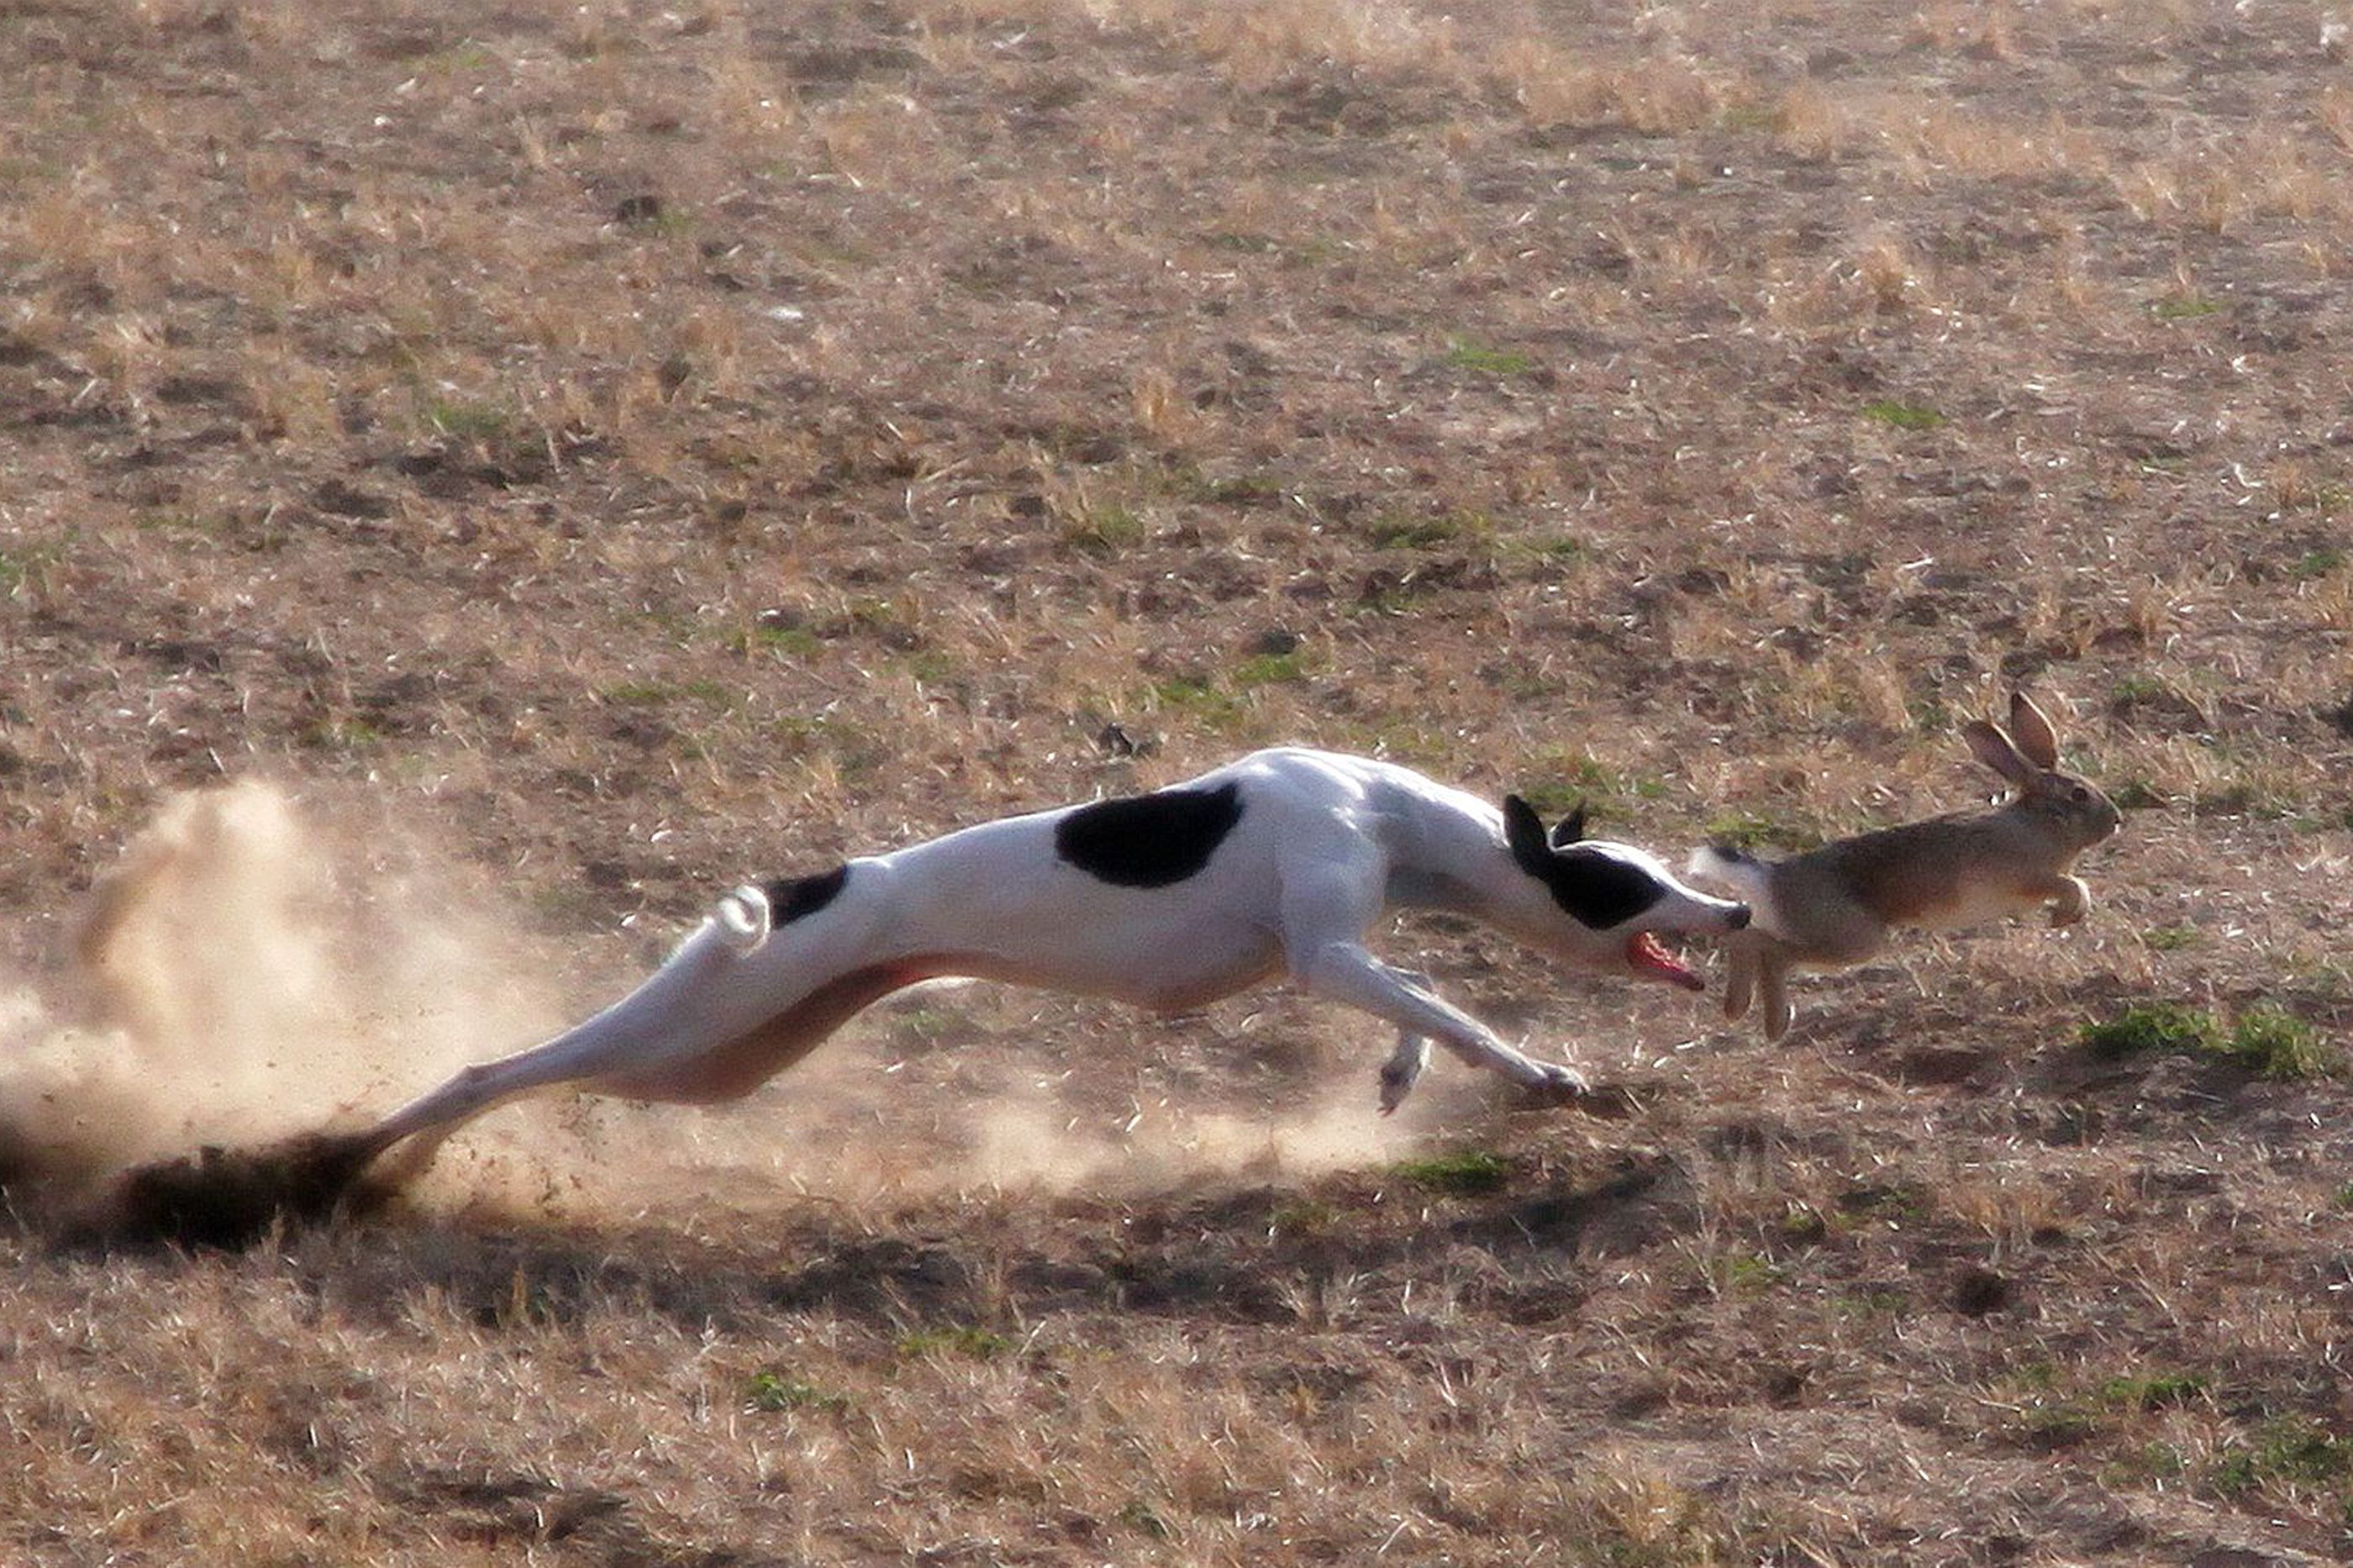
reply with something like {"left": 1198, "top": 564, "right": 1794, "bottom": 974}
{"left": 2069, "top": 785, "right": 2089, "bottom": 803}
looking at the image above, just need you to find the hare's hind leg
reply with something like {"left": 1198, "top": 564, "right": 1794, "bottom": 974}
{"left": 1759, "top": 949, "right": 1798, "bottom": 1042}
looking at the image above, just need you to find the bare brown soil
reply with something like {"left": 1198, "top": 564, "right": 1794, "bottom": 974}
{"left": 4, "top": 0, "right": 2353, "bottom": 1562}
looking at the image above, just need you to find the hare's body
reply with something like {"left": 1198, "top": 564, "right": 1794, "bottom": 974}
{"left": 1692, "top": 693, "right": 2119, "bottom": 1040}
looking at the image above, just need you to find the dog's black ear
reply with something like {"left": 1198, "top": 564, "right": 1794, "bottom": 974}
{"left": 1549, "top": 803, "right": 1588, "bottom": 848}
{"left": 1501, "top": 794, "right": 1554, "bottom": 875}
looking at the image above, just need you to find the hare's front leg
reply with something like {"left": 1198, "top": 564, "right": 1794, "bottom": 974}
{"left": 1722, "top": 936, "right": 1760, "bottom": 1022}
{"left": 2040, "top": 874, "right": 2092, "bottom": 927}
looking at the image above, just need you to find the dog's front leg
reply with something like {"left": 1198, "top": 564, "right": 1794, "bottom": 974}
{"left": 1292, "top": 940, "right": 1591, "bottom": 1100}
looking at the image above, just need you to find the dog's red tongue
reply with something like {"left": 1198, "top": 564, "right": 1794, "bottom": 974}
{"left": 1627, "top": 931, "right": 1703, "bottom": 991}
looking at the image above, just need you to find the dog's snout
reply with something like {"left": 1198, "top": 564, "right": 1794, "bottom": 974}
{"left": 1725, "top": 903, "right": 1752, "bottom": 931}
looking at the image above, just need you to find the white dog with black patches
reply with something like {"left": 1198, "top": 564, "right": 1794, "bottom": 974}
{"left": 345, "top": 747, "right": 1749, "bottom": 1172}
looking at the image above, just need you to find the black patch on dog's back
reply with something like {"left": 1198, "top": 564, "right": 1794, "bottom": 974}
{"left": 1540, "top": 848, "right": 1667, "bottom": 930}
{"left": 1055, "top": 781, "right": 1245, "bottom": 888}
{"left": 763, "top": 864, "right": 850, "bottom": 924}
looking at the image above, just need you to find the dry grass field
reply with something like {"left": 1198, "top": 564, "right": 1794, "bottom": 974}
{"left": 4, "top": 0, "right": 2353, "bottom": 1561}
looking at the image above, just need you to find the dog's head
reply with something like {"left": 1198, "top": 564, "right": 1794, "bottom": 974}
{"left": 1501, "top": 795, "right": 1750, "bottom": 990}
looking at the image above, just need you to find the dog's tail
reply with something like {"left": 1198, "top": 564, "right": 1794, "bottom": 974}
{"left": 715, "top": 885, "right": 772, "bottom": 955}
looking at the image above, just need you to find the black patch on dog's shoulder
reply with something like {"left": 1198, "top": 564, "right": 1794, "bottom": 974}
{"left": 1539, "top": 848, "right": 1667, "bottom": 930}
{"left": 763, "top": 864, "right": 850, "bottom": 924}
{"left": 1055, "top": 781, "right": 1245, "bottom": 888}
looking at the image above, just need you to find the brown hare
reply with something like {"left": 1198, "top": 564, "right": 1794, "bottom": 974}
{"left": 1690, "top": 692, "right": 2121, "bottom": 1040}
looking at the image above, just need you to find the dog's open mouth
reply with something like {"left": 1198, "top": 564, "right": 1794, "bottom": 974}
{"left": 1626, "top": 931, "right": 1703, "bottom": 991}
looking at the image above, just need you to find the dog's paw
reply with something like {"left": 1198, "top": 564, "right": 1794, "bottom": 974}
{"left": 1378, "top": 1036, "right": 1432, "bottom": 1115}
{"left": 1522, "top": 1060, "right": 1592, "bottom": 1098}
{"left": 1522, "top": 1065, "right": 1640, "bottom": 1119}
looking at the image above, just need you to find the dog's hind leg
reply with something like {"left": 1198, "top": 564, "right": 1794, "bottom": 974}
{"left": 347, "top": 907, "right": 866, "bottom": 1167}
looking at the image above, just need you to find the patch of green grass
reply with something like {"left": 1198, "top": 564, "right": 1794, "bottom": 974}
{"left": 2211, "top": 1418, "right": 2353, "bottom": 1499}
{"left": 1861, "top": 398, "right": 1945, "bottom": 431}
{"left": 1062, "top": 500, "right": 1146, "bottom": 555}
{"left": 1364, "top": 509, "right": 1494, "bottom": 551}
{"left": 1702, "top": 810, "right": 1821, "bottom": 853}
{"left": 2078, "top": 1002, "right": 2224, "bottom": 1061}
{"left": 735, "top": 619, "right": 823, "bottom": 660}
{"left": 1196, "top": 471, "right": 1290, "bottom": 505}
{"left": 134, "top": 510, "right": 243, "bottom": 539}
{"left": 1517, "top": 752, "right": 1669, "bottom": 822}
{"left": 600, "top": 678, "right": 735, "bottom": 708}
{"left": 1441, "top": 335, "right": 1535, "bottom": 376}
{"left": 421, "top": 397, "right": 513, "bottom": 440}
{"left": 2080, "top": 1002, "right": 2340, "bottom": 1080}
{"left": 2214, "top": 1005, "right": 2340, "bottom": 1081}
{"left": 1907, "top": 694, "right": 1954, "bottom": 734}
{"left": 1777, "top": 1203, "right": 1831, "bottom": 1244}
{"left": 1392, "top": 1148, "right": 1518, "bottom": 1198}
{"left": 2099, "top": 1371, "right": 2208, "bottom": 1413}
{"left": 1519, "top": 534, "right": 1584, "bottom": 565}
{"left": 1724, "top": 1254, "right": 1787, "bottom": 1294}
{"left": 2150, "top": 294, "right": 2223, "bottom": 321}
{"left": 2020, "top": 1401, "right": 2099, "bottom": 1449}
{"left": 1269, "top": 1198, "right": 1340, "bottom": 1235}
{"left": 1117, "top": 1498, "right": 1176, "bottom": 1539}
{"left": 896, "top": 1326, "right": 1015, "bottom": 1361}
{"left": 1231, "top": 650, "right": 1308, "bottom": 687}
{"left": 2190, "top": 775, "right": 2301, "bottom": 822}
{"left": 897, "top": 650, "right": 961, "bottom": 687}
{"left": 0, "top": 538, "right": 68, "bottom": 597}
{"left": 1149, "top": 673, "right": 1245, "bottom": 729}
{"left": 1201, "top": 230, "right": 1278, "bottom": 255}
{"left": 843, "top": 596, "right": 916, "bottom": 634}
{"left": 1351, "top": 577, "right": 1438, "bottom": 618}
{"left": 2107, "top": 1440, "right": 2190, "bottom": 1486}
{"left": 2141, "top": 924, "right": 2201, "bottom": 952}
{"left": 1843, "top": 1182, "right": 1929, "bottom": 1223}
{"left": 303, "top": 716, "right": 389, "bottom": 750}
{"left": 2288, "top": 545, "right": 2347, "bottom": 579}
{"left": 744, "top": 1372, "right": 851, "bottom": 1415}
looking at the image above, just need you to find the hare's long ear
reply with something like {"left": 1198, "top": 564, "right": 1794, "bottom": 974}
{"left": 1501, "top": 794, "right": 1555, "bottom": 876}
{"left": 1963, "top": 719, "right": 2035, "bottom": 787}
{"left": 2006, "top": 691, "right": 2061, "bottom": 770}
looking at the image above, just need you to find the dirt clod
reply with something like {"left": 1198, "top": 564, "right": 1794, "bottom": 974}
{"left": 90, "top": 1133, "right": 392, "bottom": 1250}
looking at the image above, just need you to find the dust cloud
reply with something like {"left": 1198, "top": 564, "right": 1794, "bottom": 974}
{"left": 1, "top": 781, "right": 1426, "bottom": 1231}
{"left": 0, "top": 781, "right": 563, "bottom": 1211}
